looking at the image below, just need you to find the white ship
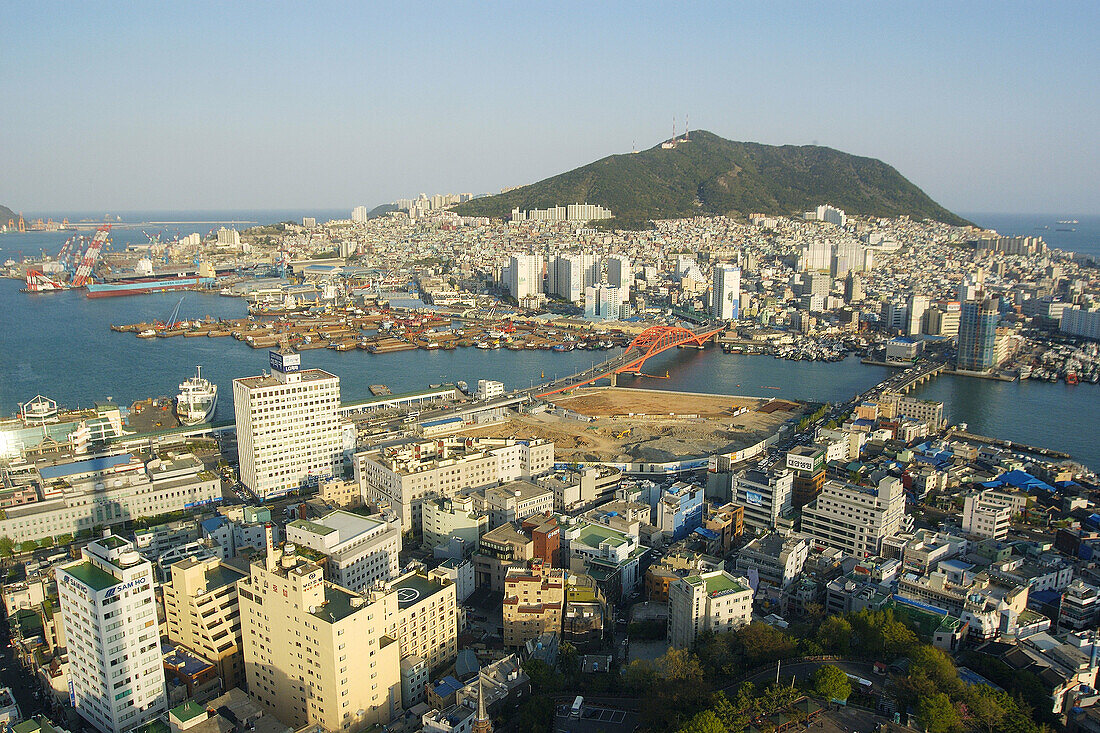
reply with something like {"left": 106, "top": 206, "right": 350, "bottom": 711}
{"left": 176, "top": 366, "right": 218, "bottom": 425}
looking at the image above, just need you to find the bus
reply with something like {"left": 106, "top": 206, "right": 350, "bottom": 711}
{"left": 570, "top": 696, "right": 584, "bottom": 718}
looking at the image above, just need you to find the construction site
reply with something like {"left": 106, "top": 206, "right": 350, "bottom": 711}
{"left": 463, "top": 387, "right": 805, "bottom": 464}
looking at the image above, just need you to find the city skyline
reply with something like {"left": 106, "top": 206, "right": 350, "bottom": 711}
{"left": 2, "top": 2, "right": 1098, "bottom": 214}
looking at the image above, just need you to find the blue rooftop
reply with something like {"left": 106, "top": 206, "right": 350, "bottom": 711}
{"left": 200, "top": 517, "right": 228, "bottom": 533}
{"left": 40, "top": 453, "right": 134, "bottom": 480}
{"left": 421, "top": 416, "right": 463, "bottom": 428}
{"left": 431, "top": 675, "right": 463, "bottom": 697}
{"left": 694, "top": 527, "right": 719, "bottom": 540}
{"left": 995, "top": 470, "right": 1055, "bottom": 493}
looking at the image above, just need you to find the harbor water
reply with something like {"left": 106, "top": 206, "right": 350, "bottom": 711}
{"left": 3, "top": 278, "right": 1100, "bottom": 469}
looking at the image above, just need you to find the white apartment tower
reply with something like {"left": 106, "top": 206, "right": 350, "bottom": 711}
{"left": 712, "top": 265, "right": 741, "bottom": 321}
{"left": 504, "top": 254, "right": 543, "bottom": 300}
{"left": 234, "top": 350, "right": 342, "bottom": 500}
{"left": 605, "top": 254, "right": 631, "bottom": 296}
{"left": 57, "top": 533, "right": 167, "bottom": 733}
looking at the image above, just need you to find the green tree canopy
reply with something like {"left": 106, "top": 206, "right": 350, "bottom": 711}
{"left": 810, "top": 664, "right": 852, "bottom": 701}
{"left": 917, "top": 692, "right": 962, "bottom": 733}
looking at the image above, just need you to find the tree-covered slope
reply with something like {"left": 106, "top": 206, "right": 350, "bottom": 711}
{"left": 454, "top": 130, "right": 968, "bottom": 226}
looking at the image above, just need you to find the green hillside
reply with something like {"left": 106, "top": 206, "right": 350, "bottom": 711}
{"left": 0, "top": 205, "right": 16, "bottom": 224}
{"left": 454, "top": 130, "right": 968, "bottom": 226}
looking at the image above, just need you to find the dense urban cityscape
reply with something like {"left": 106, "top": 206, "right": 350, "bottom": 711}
{"left": 3, "top": 5, "right": 1099, "bottom": 733}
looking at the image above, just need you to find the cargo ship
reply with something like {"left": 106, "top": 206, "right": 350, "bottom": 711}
{"left": 86, "top": 276, "right": 215, "bottom": 298}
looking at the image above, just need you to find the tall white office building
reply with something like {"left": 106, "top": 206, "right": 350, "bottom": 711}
{"left": 504, "top": 254, "right": 543, "bottom": 300}
{"left": 800, "top": 477, "right": 908, "bottom": 557}
{"left": 351, "top": 205, "right": 368, "bottom": 222}
{"left": 234, "top": 350, "right": 343, "bottom": 500}
{"left": 712, "top": 265, "right": 741, "bottom": 321}
{"left": 57, "top": 533, "right": 167, "bottom": 733}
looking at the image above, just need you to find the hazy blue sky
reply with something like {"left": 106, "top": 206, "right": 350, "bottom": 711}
{"left": 2, "top": 1, "right": 1098, "bottom": 215}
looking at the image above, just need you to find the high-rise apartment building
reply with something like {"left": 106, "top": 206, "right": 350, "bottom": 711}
{"left": 234, "top": 350, "right": 343, "bottom": 500}
{"left": 907, "top": 294, "right": 930, "bottom": 336}
{"left": 957, "top": 298, "right": 1000, "bottom": 372}
{"left": 583, "top": 285, "right": 626, "bottom": 321}
{"left": 502, "top": 255, "right": 543, "bottom": 300}
{"left": 237, "top": 542, "right": 402, "bottom": 731}
{"left": 667, "top": 570, "right": 752, "bottom": 649}
{"left": 286, "top": 510, "right": 402, "bottom": 592}
{"left": 800, "top": 477, "right": 908, "bottom": 557}
{"left": 163, "top": 555, "right": 248, "bottom": 690}
{"left": 351, "top": 206, "right": 368, "bottom": 223}
{"left": 605, "top": 254, "right": 631, "bottom": 297}
{"left": 502, "top": 561, "right": 564, "bottom": 648}
{"left": 57, "top": 534, "right": 167, "bottom": 733}
{"left": 711, "top": 265, "right": 741, "bottom": 321}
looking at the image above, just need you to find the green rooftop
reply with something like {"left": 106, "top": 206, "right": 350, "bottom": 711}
{"left": 64, "top": 561, "right": 119, "bottom": 591}
{"left": 310, "top": 585, "right": 361, "bottom": 623}
{"left": 288, "top": 519, "right": 337, "bottom": 536}
{"left": 169, "top": 701, "right": 207, "bottom": 724}
{"left": 576, "top": 524, "right": 628, "bottom": 548}
{"left": 393, "top": 573, "right": 446, "bottom": 609}
{"left": 12, "top": 716, "right": 64, "bottom": 733}
{"left": 688, "top": 572, "right": 748, "bottom": 596}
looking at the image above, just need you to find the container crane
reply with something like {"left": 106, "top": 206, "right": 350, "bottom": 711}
{"left": 71, "top": 224, "right": 111, "bottom": 288}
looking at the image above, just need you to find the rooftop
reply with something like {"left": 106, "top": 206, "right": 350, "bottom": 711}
{"left": 309, "top": 584, "right": 362, "bottom": 624}
{"left": 235, "top": 368, "right": 337, "bottom": 390}
{"left": 687, "top": 571, "right": 749, "bottom": 596}
{"left": 574, "top": 523, "right": 629, "bottom": 548}
{"left": 63, "top": 561, "right": 119, "bottom": 591}
{"left": 393, "top": 572, "right": 447, "bottom": 609}
{"left": 169, "top": 701, "right": 207, "bottom": 724}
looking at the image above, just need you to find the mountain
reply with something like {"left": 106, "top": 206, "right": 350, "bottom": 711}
{"left": 367, "top": 203, "right": 400, "bottom": 219}
{"left": 0, "top": 205, "right": 15, "bottom": 224}
{"left": 453, "top": 130, "right": 969, "bottom": 226}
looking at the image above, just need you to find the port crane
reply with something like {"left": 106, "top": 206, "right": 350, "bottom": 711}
{"left": 71, "top": 225, "right": 111, "bottom": 287}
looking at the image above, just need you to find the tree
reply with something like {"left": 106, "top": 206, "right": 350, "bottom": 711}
{"left": 657, "top": 648, "right": 705, "bottom": 683}
{"left": 917, "top": 692, "right": 962, "bottom": 733}
{"left": 810, "top": 665, "right": 852, "bottom": 702}
{"left": 38, "top": 536, "right": 54, "bottom": 548}
{"left": 19, "top": 541, "right": 37, "bottom": 554}
{"left": 677, "top": 710, "right": 728, "bottom": 733}
{"left": 966, "top": 686, "right": 1007, "bottom": 733}
{"left": 521, "top": 659, "right": 562, "bottom": 695}
{"left": 621, "top": 659, "right": 657, "bottom": 693}
{"left": 816, "top": 616, "right": 852, "bottom": 654}
{"left": 0, "top": 536, "right": 12, "bottom": 558}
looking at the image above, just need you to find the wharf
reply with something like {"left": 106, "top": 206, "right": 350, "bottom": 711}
{"left": 947, "top": 428, "right": 1071, "bottom": 460}
{"left": 111, "top": 307, "right": 636, "bottom": 356}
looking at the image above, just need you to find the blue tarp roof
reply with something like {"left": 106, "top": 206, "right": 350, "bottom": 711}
{"left": 995, "top": 470, "right": 1055, "bottom": 493}
{"left": 694, "top": 527, "right": 719, "bottom": 540}
{"left": 40, "top": 453, "right": 133, "bottom": 480}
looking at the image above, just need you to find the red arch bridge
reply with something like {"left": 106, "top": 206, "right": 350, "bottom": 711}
{"left": 532, "top": 324, "right": 725, "bottom": 398}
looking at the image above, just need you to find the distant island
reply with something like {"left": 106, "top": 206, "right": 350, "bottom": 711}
{"left": 453, "top": 130, "right": 970, "bottom": 227}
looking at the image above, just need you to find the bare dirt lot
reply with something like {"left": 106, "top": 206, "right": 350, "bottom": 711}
{"left": 462, "top": 387, "right": 804, "bottom": 463}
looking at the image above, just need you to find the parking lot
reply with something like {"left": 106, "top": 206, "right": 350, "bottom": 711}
{"left": 554, "top": 703, "right": 638, "bottom": 733}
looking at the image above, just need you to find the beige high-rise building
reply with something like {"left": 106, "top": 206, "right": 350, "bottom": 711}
{"left": 386, "top": 571, "right": 458, "bottom": 674}
{"left": 502, "top": 560, "right": 564, "bottom": 648}
{"left": 237, "top": 541, "right": 402, "bottom": 731}
{"left": 163, "top": 556, "right": 248, "bottom": 691}
{"left": 667, "top": 570, "right": 753, "bottom": 649}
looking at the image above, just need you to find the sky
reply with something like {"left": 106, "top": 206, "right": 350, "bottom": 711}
{"left": 2, "top": 1, "right": 1098, "bottom": 216}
